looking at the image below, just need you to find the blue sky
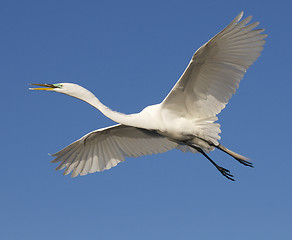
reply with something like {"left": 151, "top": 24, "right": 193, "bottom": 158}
{"left": 1, "top": 0, "right": 291, "bottom": 239}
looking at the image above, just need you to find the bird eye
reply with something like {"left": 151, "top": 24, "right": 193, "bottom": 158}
{"left": 53, "top": 84, "right": 63, "bottom": 88}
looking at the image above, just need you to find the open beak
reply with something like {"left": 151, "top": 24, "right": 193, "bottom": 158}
{"left": 29, "top": 83, "right": 59, "bottom": 91}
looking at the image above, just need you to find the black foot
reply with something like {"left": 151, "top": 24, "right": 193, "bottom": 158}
{"left": 236, "top": 158, "right": 253, "bottom": 168}
{"left": 216, "top": 166, "right": 235, "bottom": 181}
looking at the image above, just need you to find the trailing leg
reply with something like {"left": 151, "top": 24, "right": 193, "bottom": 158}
{"left": 193, "top": 136, "right": 253, "bottom": 167}
{"left": 216, "top": 144, "right": 253, "bottom": 167}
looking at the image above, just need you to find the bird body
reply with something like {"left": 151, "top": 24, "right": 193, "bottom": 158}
{"left": 30, "top": 12, "right": 267, "bottom": 180}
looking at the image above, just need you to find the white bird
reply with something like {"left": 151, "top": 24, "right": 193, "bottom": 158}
{"left": 30, "top": 12, "right": 266, "bottom": 180}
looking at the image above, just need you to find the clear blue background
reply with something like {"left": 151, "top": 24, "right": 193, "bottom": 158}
{"left": 1, "top": 0, "right": 291, "bottom": 239}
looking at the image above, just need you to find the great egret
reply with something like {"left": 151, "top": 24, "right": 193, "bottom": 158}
{"left": 30, "top": 12, "right": 266, "bottom": 180}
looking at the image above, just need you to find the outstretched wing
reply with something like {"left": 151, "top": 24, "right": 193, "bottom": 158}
{"left": 51, "top": 124, "right": 178, "bottom": 177}
{"left": 162, "top": 12, "right": 267, "bottom": 119}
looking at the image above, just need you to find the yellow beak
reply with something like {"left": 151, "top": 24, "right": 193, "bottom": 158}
{"left": 29, "top": 83, "right": 58, "bottom": 91}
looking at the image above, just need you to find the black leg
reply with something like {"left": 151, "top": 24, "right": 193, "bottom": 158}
{"left": 188, "top": 144, "right": 235, "bottom": 181}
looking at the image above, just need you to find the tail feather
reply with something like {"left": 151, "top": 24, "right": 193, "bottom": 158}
{"left": 194, "top": 117, "right": 221, "bottom": 145}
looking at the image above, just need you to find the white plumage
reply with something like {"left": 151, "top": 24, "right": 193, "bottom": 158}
{"left": 51, "top": 125, "right": 178, "bottom": 177}
{"left": 30, "top": 12, "right": 267, "bottom": 180}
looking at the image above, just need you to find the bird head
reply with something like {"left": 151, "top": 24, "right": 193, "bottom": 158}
{"left": 29, "top": 83, "right": 95, "bottom": 102}
{"left": 30, "top": 82, "right": 87, "bottom": 95}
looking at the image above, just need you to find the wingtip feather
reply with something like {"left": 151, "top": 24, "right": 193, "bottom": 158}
{"left": 238, "top": 11, "right": 244, "bottom": 19}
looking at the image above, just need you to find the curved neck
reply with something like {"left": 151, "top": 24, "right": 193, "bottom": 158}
{"left": 66, "top": 86, "right": 151, "bottom": 129}
{"left": 86, "top": 94, "right": 136, "bottom": 125}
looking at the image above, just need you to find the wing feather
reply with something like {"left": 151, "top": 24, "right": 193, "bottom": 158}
{"left": 51, "top": 124, "right": 177, "bottom": 177}
{"left": 55, "top": 149, "right": 77, "bottom": 171}
{"left": 162, "top": 12, "right": 267, "bottom": 119}
{"left": 72, "top": 145, "right": 89, "bottom": 177}
{"left": 80, "top": 144, "right": 94, "bottom": 176}
{"left": 89, "top": 144, "right": 99, "bottom": 173}
{"left": 63, "top": 147, "right": 85, "bottom": 176}
{"left": 98, "top": 141, "right": 106, "bottom": 171}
